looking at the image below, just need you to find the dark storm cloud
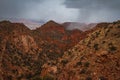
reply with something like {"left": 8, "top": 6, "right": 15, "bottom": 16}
{"left": 64, "top": 0, "right": 120, "bottom": 22}
{"left": 64, "top": 0, "right": 120, "bottom": 10}
{"left": 0, "top": 0, "right": 44, "bottom": 19}
{"left": 0, "top": 0, "right": 79, "bottom": 22}
{"left": 0, "top": 0, "right": 119, "bottom": 23}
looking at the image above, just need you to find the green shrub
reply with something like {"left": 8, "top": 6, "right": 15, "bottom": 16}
{"left": 102, "top": 41, "right": 106, "bottom": 44}
{"left": 98, "top": 76, "right": 107, "bottom": 80}
{"left": 94, "top": 44, "right": 99, "bottom": 50}
{"left": 117, "top": 26, "right": 120, "bottom": 28}
{"left": 61, "top": 59, "right": 68, "bottom": 65}
{"left": 43, "top": 75, "right": 54, "bottom": 80}
{"left": 76, "top": 61, "right": 82, "bottom": 66}
{"left": 95, "top": 32, "right": 100, "bottom": 37}
{"left": 109, "top": 46, "right": 117, "bottom": 52}
{"left": 31, "top": 75, "right": 48, "bottom": 80}
{"left": 32, "top": 76, "right": 42, "bottom": 80}
{"left": 84, "top": 62, "right": 90, "bottom": 67}
{"left": 108, "top": 43, "right": 117, "bottom": 52}
{"left": 86, "top": 76, "right": 92, "bottom": 80}
{"left": 79, "top": 69, "right": 86, "bottom": 74}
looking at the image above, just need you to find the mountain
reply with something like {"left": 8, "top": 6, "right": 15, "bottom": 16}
{"left": 9, "top": 18, "right": 42, "bottom": 29}
{"left": 0, "top": 20, "right": 84, "bottom": 80}
{"left": 34, "top": 20, "right": 84, "bottom": 51}
{"left": 49, "top": 21, "right": 120, "bottom": 80}
{"left": 0, "top": 21, "right": 43, "bottom": 80}
{"left": 0, "top": 20, "right": 120, "bottom": 80}
{"left": 38, "top": 20, "right": 64, "bottom": 32}
{"left": 62, "top": 22, "right": 97, "bottom": 31}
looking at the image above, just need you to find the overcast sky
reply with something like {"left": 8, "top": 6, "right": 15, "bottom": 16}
{"left": 0, "top": 0, "right": 120, "bottom": 23}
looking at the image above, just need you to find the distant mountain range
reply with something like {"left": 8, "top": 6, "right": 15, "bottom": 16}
{"left": 62, "top": 22, "right": 97, "bottom": 31}
{"left": 6, "top": 18, "right": 97, "bottom": 31}
{"left": 10, "top": 18, "right": 43, "bottom": 29}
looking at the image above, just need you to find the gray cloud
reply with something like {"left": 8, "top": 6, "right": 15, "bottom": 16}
{"left": 0, "top": 0, "right": 44, "bottom": 19}
{"left": 64, "top": 0, "right": 120, "bottom": 22}
{"left": 0, "top": 0, "right": 120, "bottom": 23}
{"left": 64, "top": 0, "right": 120, "bottom": 10}
{"left": 0, "top": 0, "right": 79, "bottom": 22}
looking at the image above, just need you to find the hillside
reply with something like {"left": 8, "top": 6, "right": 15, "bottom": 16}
{"left": 33, "top": 20, "right": 84, "bottom": 60}
{"left": 0, "top": 20, "right": 120, "bottom": 80}
{"left": 0, "top": 21, "right": 43, "bottom": 80}
{"left": 52, "top": 21, "right": 120, "bottom": 80}
{"left": 0, "top": 20, "right": 84, "bottom": 80}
